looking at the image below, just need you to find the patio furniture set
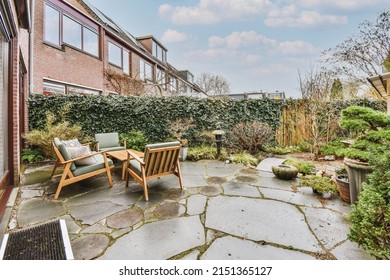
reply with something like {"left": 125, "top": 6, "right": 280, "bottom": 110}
{"left": 51, "top": 132, "right": 184, "bottom": 201}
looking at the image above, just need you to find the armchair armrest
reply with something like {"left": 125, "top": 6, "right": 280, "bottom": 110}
{"left": 127, "top": 150, "right": 145, "bottom": 165}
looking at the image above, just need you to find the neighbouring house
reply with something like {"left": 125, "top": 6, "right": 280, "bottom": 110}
{"left": 229, "top": 91, "right": 286, "bottom": 100}
{"left": 0, "top": 0, "right": 30, "bottom": 220}
{"left": 31, "top": 0, "right": 203, "bottom": 96}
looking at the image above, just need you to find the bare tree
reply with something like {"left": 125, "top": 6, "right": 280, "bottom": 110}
{"left": 323, "top": 10, "right": 390, "bottom": 82}
{"left": 196, "top": 72, "right": 231, "bottom": 97}
{"left": 298, "top": 66, "right": 339, "bottom": 160}
{"left": 104, "top": 68, "right": 145, "bottom": 96}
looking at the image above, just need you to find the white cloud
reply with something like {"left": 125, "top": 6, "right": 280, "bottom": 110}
{"left": 188, "top": 48, "right": 240, "bottom": 59}
{"left": 159, "top": 0, "right": 273, "bottom": 24}
{"left": 265, "top": 10, "right": 348, "bottom": 27}
{"left": 244, "top": 54, "right": 262, "bottom": 64}
{"left": 209, "top": 31, "right": 277, "bottom": 49}
{"left": 277, "top": 40, "right": 317, "bottom": 55}
{"left": 161, "top": 29, "right": 188, "bottom": 43}
{"left": 298, "top": 0, "right": 385, "bottom": 10}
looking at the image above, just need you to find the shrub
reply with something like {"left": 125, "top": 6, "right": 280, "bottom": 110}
{"left": 229, "top": 152, "right": 259, "bottom": 166}
{"left": 298, "top": 175, "right": 338, "bottom": 195}
{"left": 21, "top": 148, "right": 44, "bottom": 163}
{"left": 187, "top": 145, "right": 228, "bottom": 161}
{"left": 284, "top": 158, "right": 315, "bottom": 175}
{"left": 348, "top": 144, "right": 390, "bottom": 259}
{"left": 264, "top": 145, "right": 300, "bottom": 155}
{"left": 230, "top": 120, "right": 274, "bottom": 154}
{"left": 120, "top": 130, "right": 147, "bottom": 151}
{"left": 23, "top": 113, "right": 82, "bottom": 159}
{"left": 167, "top": 118, "right": 195, "bottom": 147}
{"left": 319, "top": 138, "right": 345, "bottom": 156}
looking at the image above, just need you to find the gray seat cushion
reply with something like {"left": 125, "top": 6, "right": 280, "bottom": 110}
{"left": 72, "top": 154, "right": 113, "bottom": 177}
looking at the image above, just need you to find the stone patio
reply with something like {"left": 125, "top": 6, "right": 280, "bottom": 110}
{"left": 0, "top": 159, "right": 374, "bottom": 260}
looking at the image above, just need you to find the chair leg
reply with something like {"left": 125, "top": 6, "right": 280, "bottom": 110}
{"left": 54, "top": 165, "right": 71, "bottom": 200}
{"left": 142, "top": 181, "right": 149, "bottom": 201}
{"left": 107, "top": 168, "right": 113, "bottom": 187}
{"left": 51, "top": 160, "right": 60, "bottom": 177}
{"left": 176, "top": 160, "right": 184, "bottom": 190}
{"left": 125, "top": 170, "right": 130, "bottom": 188}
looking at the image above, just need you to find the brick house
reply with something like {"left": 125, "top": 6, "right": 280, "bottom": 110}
{"left": 32, "top": 0, "right": 203, "bottom": 96}
{"left": 0, "top": 0, "right": 30, "bottom": 220}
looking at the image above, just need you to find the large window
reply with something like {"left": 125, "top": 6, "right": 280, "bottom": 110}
{"left": 43, "top": 80, "right": 101, "bottom": 95}
{"left": 44, "top": 3, "right": 99, "bottom": 57}
{"left": 44, "top": 4, "right": 60, "bottom": 45}
{"left": 0, "top": 34, "right": 9, "bottom": 179}
{"left": 156, "top": 68, "right": 166, "bottom": 88}
{"left": 139, "top": 60, "right": 153, "bottom": 80}
{"left": 152, "top": 41, "right": 166, "bottom": 63}
{"left": 108, "top": 41, "right": 130, "bottom": 74}
{"left": 63, "top": 15, "right": 82, "bottom": 49}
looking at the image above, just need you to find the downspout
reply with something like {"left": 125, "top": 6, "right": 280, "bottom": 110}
{"left": 29, "top": 0, "right": 34, "bottom": 94}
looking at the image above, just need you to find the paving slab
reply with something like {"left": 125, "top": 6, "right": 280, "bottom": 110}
{"left": 67, "top": 201, "right": 127, "bottom": 225}
{"left": 181, "top": 162, "right": 207, "bottom": 176}
{"left": 252, "top": 177, "right": 297, "bottom": 191}
{"left": 182, "top": 175, "right": 208, "bottom": 188}
{"left": 153, "top": 202, "right": 186, "bottom": 219}
{"left": 187, "top": 194, "right": 208, "bottom": 215}
{"left": 223, "top": 181, "right": 260, "bottom": 198}
{"left": 259, "top": 187, "right": 322, "bottom": 207}
{"left": 99, "top": 216, "right": 205, "bottom": 259}
{"left": 331, "top": 240, "right": 375, "bottom": 260}
{"left": 71, "top": 233, "right": 110, "bottom": 260}
{"left": 205, "top": 196, "right": 323, "bottom": 253}
{"left": 302, "top": 207, "right": 350, "bottom": 249}
{"left": 201, "top": 236, "right": 316, "bottom": 260}
{"left": 106, "top": 208, "right": 143, "bottom": 229}
{"left": 17, "top": 198, "right": 66, "bottom": 227}
{"left": 81, "top": 223, "right": 113, "bottom": 234}
{"left": 256, "top": 158, "right": 286, "bottom": 172}
{"left": 206, "top": 162, "right": 245, "bottom": 177}
{"left": 322, "top": 198, "right": 351, "bottom": 215}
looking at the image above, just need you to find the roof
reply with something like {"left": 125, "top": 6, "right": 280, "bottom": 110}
{"left": 367, "top": 72, "right": 390, "bottom": 97}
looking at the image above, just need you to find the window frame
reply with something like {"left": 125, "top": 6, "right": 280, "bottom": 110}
{"left": 43, "top": 80, "right": 102, "bottom": 96}
{"left": 139, "top": 59, "right": 153, "bottom": 81}
{"left": 43, "top": 3, "right": 100, "bottom": 58}
{"left": 108, "top": 40, "right": 130, "bottom": 75}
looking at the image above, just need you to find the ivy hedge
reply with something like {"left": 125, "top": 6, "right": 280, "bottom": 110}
{"left": 28, "top": 94, "right": 386, "bottom": 144}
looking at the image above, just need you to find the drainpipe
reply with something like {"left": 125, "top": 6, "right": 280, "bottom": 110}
{"left": 29, "top": 0, "right": 34, "bottom": 94}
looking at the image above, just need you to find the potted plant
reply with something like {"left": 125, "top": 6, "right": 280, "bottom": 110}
{"left": 167, "top": 118, "right": 195, "bottom": 161}
{"left": 334, "top": 167, "right": 350, "bottom": 203}
{"left": 338, "top": 106, "right": 390, "bottom": 203}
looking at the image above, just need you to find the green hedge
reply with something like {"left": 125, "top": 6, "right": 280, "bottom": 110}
{"left": 28, "top": 94, "right": 386, "bottom": 144}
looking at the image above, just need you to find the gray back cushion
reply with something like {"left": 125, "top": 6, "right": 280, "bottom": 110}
{"left": 54, "top": 137, "right": 76, "bottom": 171}
{"left": 95, "top": 133, "right": 120, "bottom": 149}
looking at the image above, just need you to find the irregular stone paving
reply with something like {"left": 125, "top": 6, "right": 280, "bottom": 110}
{"left": 3, "top": 159, "right": 374, "bottom": 260}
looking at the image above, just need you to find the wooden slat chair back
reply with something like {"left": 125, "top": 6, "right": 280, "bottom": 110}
{"left": 52, "top": 138, "right": 114, "bottom": 200}
{"left": 125, "top": 141, "right": 183, "bottom": 201}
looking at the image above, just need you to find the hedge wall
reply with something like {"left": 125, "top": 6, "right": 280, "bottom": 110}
{"left": 28, "top": 94, "right": 386, "bottom": 145}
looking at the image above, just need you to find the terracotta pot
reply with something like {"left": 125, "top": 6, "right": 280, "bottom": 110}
{"left": 335, "top": 174, "right": 350, "bottom": 203}
{"left": 344, "top": 158, "right": 372, "bottom": 204}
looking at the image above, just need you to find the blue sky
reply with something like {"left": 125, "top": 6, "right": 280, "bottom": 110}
{"left": 88, "top": 0, "right": 388, "bottom": 98}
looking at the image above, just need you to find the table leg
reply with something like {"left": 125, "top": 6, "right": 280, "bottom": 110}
{"left": 122, "top": 160, "right": 126, "bottom": 180}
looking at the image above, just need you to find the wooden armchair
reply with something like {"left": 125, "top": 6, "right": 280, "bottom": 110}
{"left": 125, "top": 141, "right": 183, "bottom": 201}
{"left": 52, "top": 138, "right": 114, "bottom": 200}
{"left": 94, "top": 132, "right": 126, "bottom": 152}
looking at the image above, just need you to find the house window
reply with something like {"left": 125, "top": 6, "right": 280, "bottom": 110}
{"left": 63, "top": 15, "right": 82, "bottom": 49}
{"left": 43, "top": 80, "right": 101, "bottom": 95}
{"left": 108, "top": 41, "right": 121, "bottom": 67}
{"left": 156, "top": 68, "right": 166, "bottom": 88}
{"left": 123, "top": 50, "right": 129, "bottom": 75}
{"left": 0, "top": 34, "right": 9, "bottom": 178}
{"left": 187, "top": 72, "right": 194, "bottom": 83}
{"left": 44, "top": 4, "right": 60, "bottom": 45}
{"left": 170, "top": 76, "right": 177, "bottom": 92}
{"left": 44, "top": 3, "right": 99, "bottom": 57}
{"left": 139, "top": 60, "right": 153, "bottom": 80}
{"left": 108, "top": 41, "right": 129, "bottom": 74}
{"left": 152, "top": 41, "right": 166, "bottom": 63}
{"left": 83, "top": 27, "right": 99, "bottom": 57}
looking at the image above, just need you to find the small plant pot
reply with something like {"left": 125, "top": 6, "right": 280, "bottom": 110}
{"left": 180, "top": 146, "right": 188, "bottom": 161}
{"left": 272, "top": 164, "right": 298, "bottom": 180}
{"left": 335, "top": 174, "right": 350, "bottom": 203}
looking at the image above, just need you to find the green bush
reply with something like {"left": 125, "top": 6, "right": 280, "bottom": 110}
{"left": 284, "top": 158, "right": 315, "bottom": 175}
{"left": 298, "top": 175, "right": 338, "bottom": 195}
{"left": 23, "top": 113, "right": 82, "bottom": 159}
{"left": 120, "top": 130, "right": 147, "bottom": 151}
{"left": 187, "top": 145, "right": 228, "bottom": 161}
{"left": 319, "top": 138, "right": 345, "bottom": 156}
{"left": 264, "top": 145, "right": 300, "bottom": 155}
{"left": 21, "top": 148, "right": 44, "bottom": 163}
{"left": 229, "top": 152, "right": 259, "bottom": 166}
{"left": 348, "top": 144, "right": 390, "bottom": 259}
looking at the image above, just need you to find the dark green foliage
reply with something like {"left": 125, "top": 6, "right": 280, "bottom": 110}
{"left": 339, "top": 106, "right": 390, "bottom": 161}
{"left": 28, "top": 95, "right": 386, "bottom": 149}
{"left": 21, "top": 148, "right": 44, "bottom": 163}
{"left": 120, "top": 130, "right": 147, "bottom": 152}
{"left": 187, "top": 145, "right": 227, "bottom": 161}
{"left": 299, "top": 175, "right": 338, "bottom": 195}
{"left": 348, "top": 142, "right": 390, "bottom": 259}
{"left": 319, "top": 138, "right": 345, "bottom": 157}
{"left": 284, "top": 158, "right": 315, "bottom": 175}
{"left": 330, "top": 78, "right": 343, "bottom": 100}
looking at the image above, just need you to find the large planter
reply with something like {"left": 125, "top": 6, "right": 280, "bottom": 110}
{"left": 272, "top": 164, "right": 298, "bottom": 180}
{"left": 344, "top": 158, "right": 372, "bottom": 204}
{"left": 335, "top": 174, "right": 350, "bottom": 203}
